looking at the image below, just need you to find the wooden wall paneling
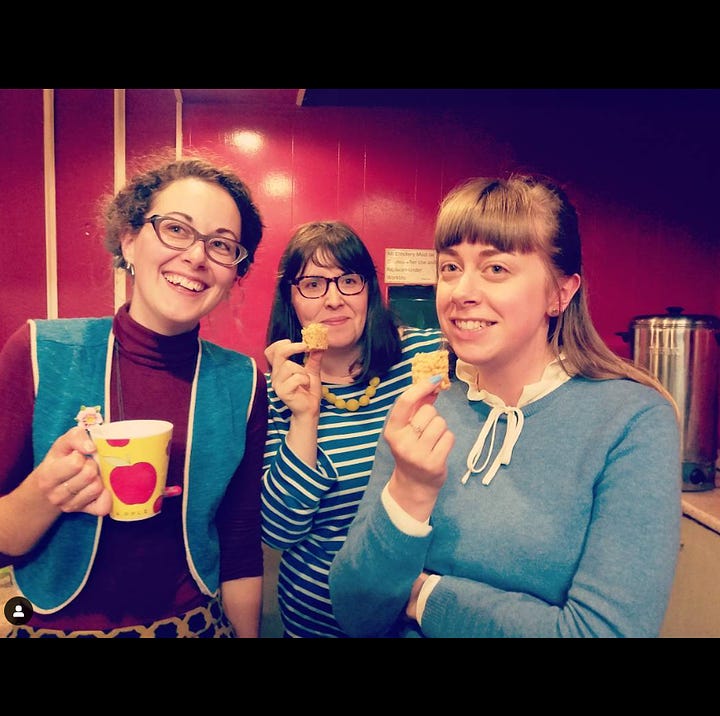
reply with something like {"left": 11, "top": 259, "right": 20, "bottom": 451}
{"left": 361, "top": 108, "right": 425, "bottom": 252}
{"left": 112, "top": 90, "right": 127, "bottom": 313}
{"left": 3, "top": 88, "right": 717, "bottom": 411}
{"left": 333, "top": 108, "right": 370, "bottom": 235}
{"left": 468, "top": 99, "right": 720, "bottom": 327}
{"left": 53, "top": 89, "right": 115, "bottom": 320}
{"left": 125, "top": 89, "right": 179, "bottom": 167}
{"left": 121, "top": 89, "right": 180, "bottom": 312}
{"left": 364, "top": 109, "right": 511, "bottom": 293}
{"left": 173, "top": 92, "right": 720, "bottom": 370}
{"left": 575, "top": 201, "right": 630, "bottom": 358}
{"left": 409, "top": 113, "right": 448, "bottom": 251}
{"left": 178, "top": 102, "right": 520, "bottom": 364}
{"left": 0, "top": 89, "right": 46, "bottom": 348}
{"left": 183, "top": 103, "right": 276, "bottom": 189}
{"left": 182, "top": 103, "right": 296, "bottom": 364}
{"left": 290, "top": 107, "right": 344, "bottom": 223}
{"left": 224, "top": 105, "right": 297, "bottom": 364}
{"left": 43, "top": 90, "right": 58, "bottom": 321}
{"left": 435, "top": 111, "right": 514, "bottom": 195}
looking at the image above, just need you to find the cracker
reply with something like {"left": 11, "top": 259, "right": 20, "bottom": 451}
{"left": 301, "top": 322, "right": 329, "bottom": 350}
{"left": 411, "top": 350, "right": 450, "bottom": 389}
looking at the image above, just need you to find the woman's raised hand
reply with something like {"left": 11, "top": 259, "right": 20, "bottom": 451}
{"left": 384, "top": 377, "right": 455, "bottom": 521}
{"left": 265, "top": 339, "right": 323, "bottom": 417}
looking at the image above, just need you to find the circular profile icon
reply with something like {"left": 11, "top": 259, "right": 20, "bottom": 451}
{"left": 4, "top": 596, "right": 33, "bottom": 626}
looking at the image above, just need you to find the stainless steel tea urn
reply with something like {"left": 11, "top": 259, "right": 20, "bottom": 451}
{"left": 630, "top": 306, "right": 720, "bottom": 491}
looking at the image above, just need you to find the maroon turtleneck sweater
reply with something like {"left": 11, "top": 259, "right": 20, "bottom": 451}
{"left": 0, "top": 304, "right": 267, "bottom": 630}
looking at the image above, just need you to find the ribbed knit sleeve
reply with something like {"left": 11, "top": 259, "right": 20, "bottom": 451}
{"left": 330, "top": 377, "right": 682, "bottom": 638}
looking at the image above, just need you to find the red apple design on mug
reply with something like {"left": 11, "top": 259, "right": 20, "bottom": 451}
{"left": 105, "top": 437, "right": 163, "bottom": 505}
{"left": 109, "top": 460, "right": 158, "bottom": 504}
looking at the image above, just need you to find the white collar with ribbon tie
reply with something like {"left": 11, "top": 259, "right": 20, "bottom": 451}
{"left": 456, "top": 356, "right": 571, "bottom": 485}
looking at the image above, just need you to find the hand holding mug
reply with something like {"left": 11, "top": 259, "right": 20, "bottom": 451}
{"left": 34, "top": 426, "right": 112, "bottom": 516}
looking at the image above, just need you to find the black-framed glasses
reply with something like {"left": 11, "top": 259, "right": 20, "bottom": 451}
{"left": 291, "top": 273, "right": 366, "bottom": 299}
{"left": 144, "top": 215, "right": 248, "bottom": 268}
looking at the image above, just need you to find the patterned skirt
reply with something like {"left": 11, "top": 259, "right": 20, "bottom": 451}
{"left": 7, "top": 596, "right": 235, "bottom": 638}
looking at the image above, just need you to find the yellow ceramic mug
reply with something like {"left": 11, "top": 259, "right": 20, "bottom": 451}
{"left": 89, "top": 419, "right": 173, "bottom": 521}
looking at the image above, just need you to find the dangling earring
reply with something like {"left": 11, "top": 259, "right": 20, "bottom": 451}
{"left": 126, "top": 261, "right": 135, "bottom": 277}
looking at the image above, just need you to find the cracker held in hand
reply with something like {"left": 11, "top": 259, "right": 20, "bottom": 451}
{"left": 411, "top": 350, "right": 450, "bottom": 389}
{"left": 302, "top": 322, "right": 329, "bottom": 350}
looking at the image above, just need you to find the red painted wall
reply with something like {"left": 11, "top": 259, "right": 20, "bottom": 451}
{"left": 2, "top": 89, "right": 719, "bottom": 378}
{"left": 125, "top": 89, "right": 178, "bottom": 167}
{"left": 54, "top": 89, "right": 116, "bottom": 319}
{"left": 185, "top": 103, "right": 519, "bottom": 366}
{"left": 183, "top": 98, "right": 720, "bottom": 368}
{"left": 0, "top": 89, "right": 178, "bottom": 348}
{"left": 0, "top": 89, "right": 46, "bottom": 344}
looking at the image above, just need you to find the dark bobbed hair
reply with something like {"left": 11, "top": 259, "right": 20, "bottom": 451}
{"left": 266, "top": 220, "right": 402, "bottom": 381}
{"left": 435, "top": 174, "right": 677, "bottom": 408}
{"left": 102, "top": 150, "right": 264, "bottom": 278}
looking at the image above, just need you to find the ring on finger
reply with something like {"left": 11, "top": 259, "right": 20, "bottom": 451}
{"left": 63, "top": 481, "right": 79, "bottom": 496}
{"left": 410, "top": 422, "right": 424, "bottom": 436}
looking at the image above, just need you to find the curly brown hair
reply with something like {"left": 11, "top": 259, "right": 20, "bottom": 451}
{"left": 102, "top": 150, "right": 264, "bottom": 277}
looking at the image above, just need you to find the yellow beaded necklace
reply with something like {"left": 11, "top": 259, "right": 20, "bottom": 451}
{"left": 322, "top": 376, "right": 380, "bottom": 412}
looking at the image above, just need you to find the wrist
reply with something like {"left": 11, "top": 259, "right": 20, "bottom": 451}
{"left": 388, "top": 470, "right": 439, "bottom": 522}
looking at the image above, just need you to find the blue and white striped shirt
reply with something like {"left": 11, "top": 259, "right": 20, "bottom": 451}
{"left": 262, "top": 327, "right": 443, "bottom": 638}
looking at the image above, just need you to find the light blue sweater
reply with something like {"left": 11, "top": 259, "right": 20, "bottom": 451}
{"left": 329, "top": 376, "right": 682, "bottom": 637}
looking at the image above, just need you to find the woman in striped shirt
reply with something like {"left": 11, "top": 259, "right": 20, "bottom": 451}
{"left": 262, "top": 221, "right": 443, "bottom": 638}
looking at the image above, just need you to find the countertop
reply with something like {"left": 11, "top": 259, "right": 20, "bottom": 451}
{"left": 682, "top": 473, "right": 720, "bottom": 535}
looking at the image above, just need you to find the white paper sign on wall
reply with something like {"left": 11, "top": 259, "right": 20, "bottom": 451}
{"left": 384, "top": 248, "right": 437, "bottom": 285}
